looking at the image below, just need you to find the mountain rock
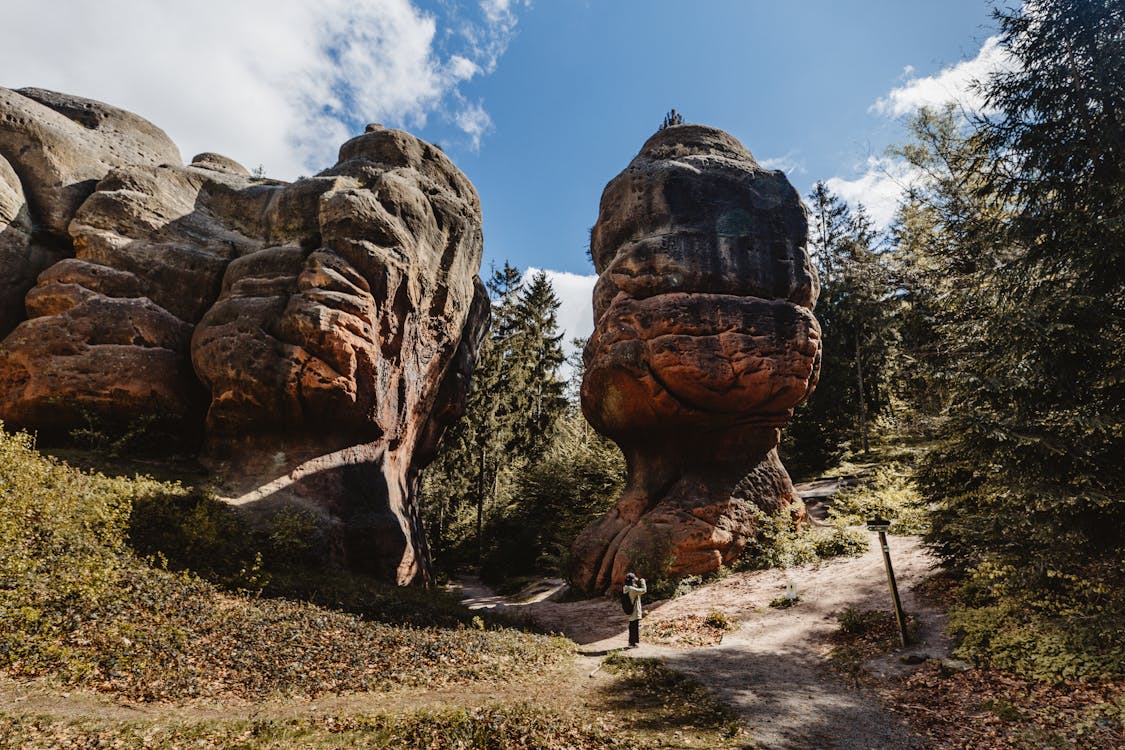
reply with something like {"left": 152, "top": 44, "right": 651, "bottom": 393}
{"left": 571, "top": 124, "right": 822, "bottom": 594}
{"left": 0, "top": 90, "right": 487, "bottom": 585}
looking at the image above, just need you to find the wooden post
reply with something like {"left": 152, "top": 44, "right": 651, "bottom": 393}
{"left": 868, "top": 517, "right": 908, "bottom": 647}
{"left": 878, "top": 529, "right": 909, "bottom": 647}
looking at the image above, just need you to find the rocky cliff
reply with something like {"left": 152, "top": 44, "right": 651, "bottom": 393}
{"left": 571, "top": 124, "right": 821, "bottom": 594}
{"left": 0, "top": 88, "right": 488, "bottom": 585}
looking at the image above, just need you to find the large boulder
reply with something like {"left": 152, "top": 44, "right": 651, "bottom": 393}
{"left": 571, "top": 125, "right": 821, "bottom": 594}
{"left": 0, "top": 90, "right": 487, "bottom": 585}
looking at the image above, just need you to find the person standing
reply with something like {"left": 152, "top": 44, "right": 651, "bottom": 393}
{"left": 623, "top": 572, "right": 646, "bottom": 648}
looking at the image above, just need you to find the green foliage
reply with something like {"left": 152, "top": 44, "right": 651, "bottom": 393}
{"left": 0, "top": 425, "right": 571, "bottom": 701}
{"left": 479, "top": 408, "right": 625, "bottom": 581}
{"left": 769, "top": 595, "right": 800, "bottom": 609}
{"left": 424, "top": 264, "right": 573, "bottom": 571}
{"left": 828, "top": 464, "right": 930, "bottom": 535}
{"left": 946, "top": 562, "right": 1125, "bottom": 681}
{"left": 812, "top": 525, "right": 869, "bottom": 558}
{"left": 735, "top": 502, "right": 818, "bottom": 570}
{"left": 733, "top": 501, "right": 868, "bottom": 574}
{"left": 888, "top": 1, "right": 1125, "bottom": 681}
{"left": 128, "top": 486, "right": 263, "bottom": 586}
{"left": 69, "top": 410, "right": 161, "bottom": 458}
{"left": 703, "top": 610, "right": 733, "bottom": 630}
{"left": 784, "top": 183, "right": 902, "bottom": 477}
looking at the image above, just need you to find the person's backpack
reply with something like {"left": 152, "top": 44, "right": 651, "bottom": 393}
{"left": 619, "top": 591, "right": 632, "bottom": 614}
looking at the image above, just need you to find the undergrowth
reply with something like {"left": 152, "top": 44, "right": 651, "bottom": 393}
{"left": 826, "top": 607, "right": 917, "bottom": 680}
{"left": 733, "top": 501, "right": 869, "bottom": 573}
{"left": 0, "top": 705, "right": 636, "bottom": 749}
{"left": 600, "top": 655, "right": 747, "bottom": 746}
{"left": 0, "top": 427, "right": 569, "bottom": 702}
{"left": 827, "top": 463, "right": 930, "bottom": 535}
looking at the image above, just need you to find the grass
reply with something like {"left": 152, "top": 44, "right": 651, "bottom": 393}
{"left": 0, "top": 705, "right": 637, "bottom": 749}
{"left": 0, "top": 426, "right": 570, "bottom": 702}
{"left": 599, "top": 655, "right": 750, "bottom": 748}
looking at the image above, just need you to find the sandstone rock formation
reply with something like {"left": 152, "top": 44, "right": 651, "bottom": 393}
{"left": 571, "top": 124, "right": 821, "bottom": 594}
{"left": 0, "top": 88, "right": 487, "bottom": 585}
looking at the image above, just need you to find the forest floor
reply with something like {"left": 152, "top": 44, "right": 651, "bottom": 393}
{"left": 458, "top": 533, "right": 941, "bottom": 749}
{"left": 456, "top": 478, "right": 1124, "bottom": 750}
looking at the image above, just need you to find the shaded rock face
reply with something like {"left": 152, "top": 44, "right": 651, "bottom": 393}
{"left": 571, "top": 125, "right": 821, "bottom": 594}
{"left": 0, "top": 88, "right": 488, "bottom": 585}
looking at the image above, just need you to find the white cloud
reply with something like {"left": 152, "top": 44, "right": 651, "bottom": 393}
{"left": 0, "top": 0, "right": 525, "bottom": 178}
{"left": 871, "top": 36, "right": 1012, "bottom": 118}
{"left": 758, "top": 151, "right": 806, "bottom": 176}
{"left": 825, "top": 156, "right": 921, "bottom": 229}
{"left": 823, "top": 36, "right": 1012, "bottom": 230}
{"left": 454, "top": 98, "right": 494, "bottom": 152}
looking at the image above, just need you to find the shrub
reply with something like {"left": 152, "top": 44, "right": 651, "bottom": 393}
{"left": 828, "top": 463, "right": 930, "bottom": 535}
{"left": 946, "top": 563, "right": 1125, "bottom": 681}
{"left": 704, "top": 611, "right": 733, "bottom": 630}
{"left": 813, "top": 524, "right": 869, "bottom": 558}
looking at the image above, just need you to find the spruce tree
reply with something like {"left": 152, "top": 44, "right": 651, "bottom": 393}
{"left": 905, "top": 0, "right": 1125, "bottom": 678}
{"left": 784, "top": 187, "right": 899, "bottom": 473}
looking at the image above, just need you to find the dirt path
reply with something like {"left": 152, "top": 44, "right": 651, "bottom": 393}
{"left": 459, "top": 534, "right": 947, "bottom": 750}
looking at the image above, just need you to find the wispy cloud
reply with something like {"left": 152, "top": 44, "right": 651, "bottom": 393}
{"left": 871, "top": 35, "right": 1011, "bottom": 118}
{"left": 0, "top": 0, "right": 528, "bottom": 178}
{"left": 759, "top": 150, "right": 806, "bottom": 176}
{"left": 823, "top": 35, "right": 1010, "bottom": 229}
{"left": 454, "top": 98, "right": 494, "bottom": 152}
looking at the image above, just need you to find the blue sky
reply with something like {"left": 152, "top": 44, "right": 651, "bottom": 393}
{"left": 448, "top": 0, "right": 998, "bottom": 277}
{"left": 1, "top": 0, "right": 1003, "bottom": 354}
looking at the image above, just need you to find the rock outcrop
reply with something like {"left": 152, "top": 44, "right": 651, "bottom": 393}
{"left": 0, "top": 88, "right": 488, "bottom": 585}
{"left": 571, "top": 124, "right": 821, "bottom": 594}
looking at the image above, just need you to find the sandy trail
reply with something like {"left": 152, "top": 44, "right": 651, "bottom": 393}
{"left": 459, "top": 533, "right": 948, "bottom": 750}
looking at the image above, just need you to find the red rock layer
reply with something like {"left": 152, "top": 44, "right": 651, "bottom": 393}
{"left": 572, "top": 125, "right": 821, "bottom": 594}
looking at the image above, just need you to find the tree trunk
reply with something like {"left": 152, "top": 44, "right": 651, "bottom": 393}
{"left": 476, "top": 446, "right": 486, "bottom": 565}
{"left": 854, "top": 328, "right": 869, "bottom": 454}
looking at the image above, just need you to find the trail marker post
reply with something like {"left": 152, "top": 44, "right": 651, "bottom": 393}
{"left": 867, "top": 516, "right": 909, "bottom": 647}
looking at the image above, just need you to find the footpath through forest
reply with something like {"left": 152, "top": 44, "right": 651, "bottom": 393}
{"left": 459, "top": 499, "right": 948, "bottom": 749}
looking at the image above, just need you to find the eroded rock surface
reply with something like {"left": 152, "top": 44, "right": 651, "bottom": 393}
{"left": 571, "top": 125, "right": 821, "bottom": 594}
{"left": 0, "top": 88, "right": 487, "bottom": 584}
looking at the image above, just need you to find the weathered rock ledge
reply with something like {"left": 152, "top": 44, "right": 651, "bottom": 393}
{"left": 0, "top": 88, "right": 488, "bottom": 584}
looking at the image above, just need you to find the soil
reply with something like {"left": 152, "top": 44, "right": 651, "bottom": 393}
{"left": 458, "top": 532, "right": 946, "bottom": 750}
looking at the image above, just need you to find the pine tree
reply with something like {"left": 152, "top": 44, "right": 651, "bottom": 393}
{"left": 422, "top": 265, "right": 578, "bottom": 573}
{"left": 807, "top": 181, "right": 852, "bottom": 284}
{"left": 510, "top": 272, "right": 569, "bottom": 453}
{"left": 783, "top": 187, "right": 899, "bottom": 473}
{"left": 904, "top": 0, "right": 1125, "bottom": 678}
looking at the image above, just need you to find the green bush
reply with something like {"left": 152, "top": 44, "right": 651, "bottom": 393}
{"left": 735, "top": 501, "right": 819, "bottom": 571}
{"left": 704, "top": 610, "right": 733, "bottom": 630}
{"left": 947, "top": 563, "right": 1125, "bottom": 681}
{"left": 828, "top": 463, "right": 930, "bottom": 535}
{"left": 812, "top": 524, "right": 870, "bottom": 558}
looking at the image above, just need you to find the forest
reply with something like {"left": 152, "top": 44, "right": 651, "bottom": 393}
{"left": 0, "top": 1, "right": 1121, "bottom": 747}
{"left": 424, "top": 0, "right": 1124, "bottom": 680}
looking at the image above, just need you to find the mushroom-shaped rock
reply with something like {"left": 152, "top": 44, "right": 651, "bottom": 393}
{"left": 571, "top": 124, "right": 822, "bottom": 594}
